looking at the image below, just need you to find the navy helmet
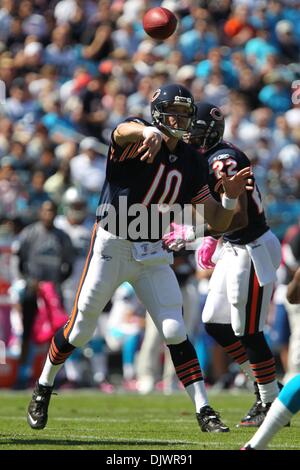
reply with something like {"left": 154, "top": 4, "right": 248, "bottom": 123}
{"left": 189, "top": 102, "right": 225, "bottom": 151}
{"left": 150, "top": 84, "right": 196, "bottom": 138}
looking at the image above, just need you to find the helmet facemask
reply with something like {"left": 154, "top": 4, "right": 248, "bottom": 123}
{"left": 187, "top": 106, "right": 225, "bottom": 151}
{"left": 189, "top": 123, "right": 222, "bottom": 151}
{"left": 152, "top": 102, "right": 196, "bottom": 138}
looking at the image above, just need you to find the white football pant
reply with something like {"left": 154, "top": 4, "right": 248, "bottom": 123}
{"left": 202, "top": 230, "right": 281, "bottom": 336}
{"left": 64, "top": 225, "right": 186, "bottom": 347}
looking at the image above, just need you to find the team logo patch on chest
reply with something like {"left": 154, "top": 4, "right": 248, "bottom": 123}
{"left": 169, "top": 154, "right": 178, "bottom": 163}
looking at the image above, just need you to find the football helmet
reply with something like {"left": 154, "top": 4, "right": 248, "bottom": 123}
{"left": 189, "top": 102, "right": 225, "bottom": 151}
{"left": 150, "top": 84, "right": 196, "bottom": 138}
{"left": 62, "top": 187, "right": 87, "bottom": 223}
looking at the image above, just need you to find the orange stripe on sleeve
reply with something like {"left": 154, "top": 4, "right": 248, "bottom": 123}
{"left": 119, "top": 143, "right": 134, "bottom": 161}
{"left": 127, "top": 141, "right": 141, "bottom": 159}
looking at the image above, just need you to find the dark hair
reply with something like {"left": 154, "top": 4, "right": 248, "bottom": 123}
{"left": 41, "top": 199, "right": 58, "bottom": 212}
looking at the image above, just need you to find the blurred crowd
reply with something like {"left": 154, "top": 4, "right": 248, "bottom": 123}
{"left": 0, "top": 0, "right": 300, "bottom": 392}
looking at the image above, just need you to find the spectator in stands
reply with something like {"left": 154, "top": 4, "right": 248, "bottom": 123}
{"left": 14, "top": 200, "right": 74, "bottom": 387}
{"left": 70, "top": 136, "right": 106, "bottom": 194}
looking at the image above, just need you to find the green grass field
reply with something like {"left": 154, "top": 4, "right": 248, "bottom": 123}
{"left": 0, "top": 390, "right": 299, "bottom": 450}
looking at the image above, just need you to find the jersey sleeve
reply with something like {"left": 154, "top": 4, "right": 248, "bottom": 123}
{"left": 109, "top": 117, "right": 149, "bottom": 163}
{"left": 190, "top": 156, "right": 213, "bottom": 204}
{"left": 191, "top": 183, "right": 212, "bottom": 204}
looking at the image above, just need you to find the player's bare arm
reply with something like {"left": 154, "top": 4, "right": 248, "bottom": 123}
{"left": 204, "top": 189, "right": 249, "bottom": 237}
{"left": 200, "top": 166, "right": 253, "bottom": 233}
{"left": 114, "top": 122, "right": 163, "bottom": 163}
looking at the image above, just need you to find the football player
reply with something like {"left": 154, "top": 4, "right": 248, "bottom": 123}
{"left": 242, "top": 267, "right": 300, "bottom": 449}
{"left": 27, "top": 85, "right": 251, "bottom": 433}
{"left": 164, "top": 102, "right": 282, "bottom": 427}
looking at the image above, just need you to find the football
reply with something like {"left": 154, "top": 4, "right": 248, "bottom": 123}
{"left": 143, "top": 7, "right": 178, "bottom": 40}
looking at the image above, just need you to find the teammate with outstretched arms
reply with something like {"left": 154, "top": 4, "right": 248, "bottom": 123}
{"left": 164, "top": 102, "right": 282, "bottom": 427}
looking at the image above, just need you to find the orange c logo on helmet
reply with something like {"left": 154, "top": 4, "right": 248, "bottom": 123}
{"left": 151, "top": 89, "right": 161, "bottom": 102}
{"left": 210, "top": 107, "right": 223, "bottom": 120}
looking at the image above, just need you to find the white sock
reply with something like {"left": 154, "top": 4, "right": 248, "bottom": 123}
{"left": 39, "top": 356, "right": 65, "bottom": 387}
{"left": 247, "top": 399, "right": 293, "bottom": 449}
{"left": 123, "top": 363, "right": 135, "bottom": 381}
{"left": 64, "top": 358, "right": 83, "bottom": 383}
{"left": 90, "top": 352, "right": 107, "bottom": 384}
{"left": 185, "top": 380, "right": 209, "bottom": 412}
{"left": 257, "top": 380, "right": 279, "bottom": 404}
{"left": 239, "top": 360, "right": 255, "bottom": 382}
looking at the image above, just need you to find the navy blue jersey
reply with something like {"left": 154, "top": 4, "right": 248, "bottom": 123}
{"left": 97, "top": 118, "right": 210, "bottom": 241}
{"left": 204, "top": 140, "right": 269, "bottom": 245}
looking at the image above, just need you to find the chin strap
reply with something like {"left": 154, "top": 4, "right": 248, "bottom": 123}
{"left": 153, "top": 115, "right": 188, "bottom": 139}
{"left": 160, "top": 123, "right": 186, "bottom": 139}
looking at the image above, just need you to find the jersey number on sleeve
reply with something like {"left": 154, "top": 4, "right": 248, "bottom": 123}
{"left": 212, "top": 158, "right": 237, "bottom": 180}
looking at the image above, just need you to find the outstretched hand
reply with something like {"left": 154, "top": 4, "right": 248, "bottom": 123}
{"left": 139, "top": 128, "right": 163, "bottom": 163}
{"left": 220, "top": 166, "right": 253, "bottom": 199}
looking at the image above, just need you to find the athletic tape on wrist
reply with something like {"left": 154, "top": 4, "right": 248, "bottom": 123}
{"left": 222, "top": 194, "right": 238, "bottom": 210}
{"left": 142, "top": 126, "right": 163, "bottom": 140}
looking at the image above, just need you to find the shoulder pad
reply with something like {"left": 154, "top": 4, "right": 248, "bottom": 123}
{"left": 208, "top": 149, "right": 238, "bottom": 165}
{"left": 123, "top": 117, "right": 150, "bottom": 126}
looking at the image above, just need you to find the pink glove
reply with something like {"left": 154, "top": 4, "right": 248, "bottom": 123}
{"left": 162, "top": 223, "right": 195, "bottom": 251}
{"left": 197, "top": 236, "right": 218, "bottom": 270}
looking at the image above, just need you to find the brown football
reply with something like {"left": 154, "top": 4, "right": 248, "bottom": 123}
{"left": 143, "top": 7, "right": 177, "bottom": 40}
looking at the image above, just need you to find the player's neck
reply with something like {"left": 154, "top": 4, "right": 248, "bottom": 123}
{"left": 164, "top": 135, "right": 179, "bottom": 152}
